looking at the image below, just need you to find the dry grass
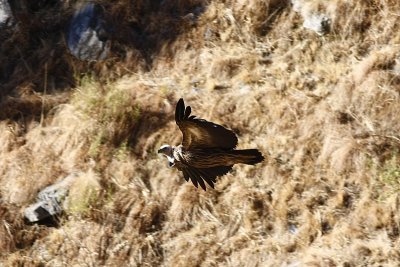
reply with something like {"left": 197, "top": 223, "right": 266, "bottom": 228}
{"left": 1, "top": 0, "right": 400, "bottom": 266}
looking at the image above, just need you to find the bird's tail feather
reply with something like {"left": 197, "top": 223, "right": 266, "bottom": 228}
{"left": 233, "top": 149, "right": 264, "bottom": 165}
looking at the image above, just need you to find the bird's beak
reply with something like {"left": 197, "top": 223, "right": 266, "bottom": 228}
{"left": 157, "top": 149, "right": 162, "bottom": 154}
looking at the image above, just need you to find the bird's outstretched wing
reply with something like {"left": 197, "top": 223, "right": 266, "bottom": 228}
{"left": 175, "top": 98, "right": 238, "bottom": 149}
{"left": 180, "top": 165, "right": 233, "bottom": 191}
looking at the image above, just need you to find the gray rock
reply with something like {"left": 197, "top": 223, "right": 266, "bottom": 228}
{"left": 24, "top": 173, "right": 78, "bottom": 223}
{"left": 67, "top": 3, "right": 110, "bottom": 61}
{"left": 0, "top": 0, "right": 13, "bottom": 26}
{"left": 291, "top": 0, "right": 331, "bottom": 35}
{"left": 291, "top": 0, "right": 302, "bottom": 12}
{"left": 303, "top": 13, "right": 330, "bottom": 35}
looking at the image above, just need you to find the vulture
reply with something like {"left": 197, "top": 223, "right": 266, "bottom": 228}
{"left": 158, "top": 98, "right": 264, "bottom": 190}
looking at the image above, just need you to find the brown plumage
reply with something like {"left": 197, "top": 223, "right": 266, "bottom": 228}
{"left": 158, "top": 98, "right": 264, "bottom": 191}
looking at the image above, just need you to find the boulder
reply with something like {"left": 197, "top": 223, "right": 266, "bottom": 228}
{"left": 67, "top": 3, "right": 110, "bottom": 61}
{"left": 0, "top": 0, "right": 13, "bottom": 26}
{"left": 291, "top": 0, "right": 331, "bottom": 35}
{"left": 24, "top": 173, "right": 78, "bottom": 223}
{"left": 302, "top": 13, "right": 330, "bottom": 35}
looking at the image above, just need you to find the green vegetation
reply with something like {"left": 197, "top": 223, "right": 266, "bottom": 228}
{"left": 72, "top": 78, "right": 141, "bottom": 159}
{"left": 379, "top": 152, "right": 400, "bottom": 197}
{"left": 66, "top": 172, "right": 101, "bottom": 216}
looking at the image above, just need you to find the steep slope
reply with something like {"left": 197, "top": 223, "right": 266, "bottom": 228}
{"left": 1, "top": 1, "right": 400, "bottom": 266}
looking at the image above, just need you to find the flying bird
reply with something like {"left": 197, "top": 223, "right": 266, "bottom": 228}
{"left": 158, "top": 98, "right": 264, "bottom": 191}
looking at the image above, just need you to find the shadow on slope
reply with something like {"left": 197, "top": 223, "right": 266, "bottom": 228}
{"left": 0, "top": 0, "right": 207, "bottom": 120}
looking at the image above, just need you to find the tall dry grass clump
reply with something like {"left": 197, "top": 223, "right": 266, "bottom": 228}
{"left": 1, "top": 0, "right": 400, "bottom": 266}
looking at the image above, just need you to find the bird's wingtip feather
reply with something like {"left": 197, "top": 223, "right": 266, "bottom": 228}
{"left": 176, "top": 98, "right": 186, "bottom": 122}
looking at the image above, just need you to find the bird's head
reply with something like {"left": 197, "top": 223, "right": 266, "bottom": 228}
{"left": 158, "top": 144, "right": 173, "bottom": 157}
{"left": 158, "top": 144, "right": 175, "bottom": 167}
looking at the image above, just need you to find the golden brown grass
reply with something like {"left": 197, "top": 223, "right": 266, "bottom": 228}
{"left": 1, "top": 0, "right": 400, "bottom": 266}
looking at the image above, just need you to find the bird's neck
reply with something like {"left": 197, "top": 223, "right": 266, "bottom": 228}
{"left": 172, "top": 145, "right": 183, "bottom": 160}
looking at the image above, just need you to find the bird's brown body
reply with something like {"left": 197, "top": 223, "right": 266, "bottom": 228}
{"left": 174, "top": 145, "right": 262, "bottom": 169}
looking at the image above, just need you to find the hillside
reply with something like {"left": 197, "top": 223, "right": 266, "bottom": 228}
{"left": 1, "top": 0, "right": 400, "bottom": 266}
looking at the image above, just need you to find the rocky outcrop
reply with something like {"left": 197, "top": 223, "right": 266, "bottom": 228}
{"left": 0, "top": 0, "right": 13, "bottom": 26}
{"left": 302, "top": 13, "right": 330, "bottom": 35}
{"left": 24, "top": 173, "right": 78, "bottom": 223}
{"left": 291, "top": 0, "right": 331, "bottom": 35}
{"left": 67, "top": 3, "right": 110, "bottom": 61}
